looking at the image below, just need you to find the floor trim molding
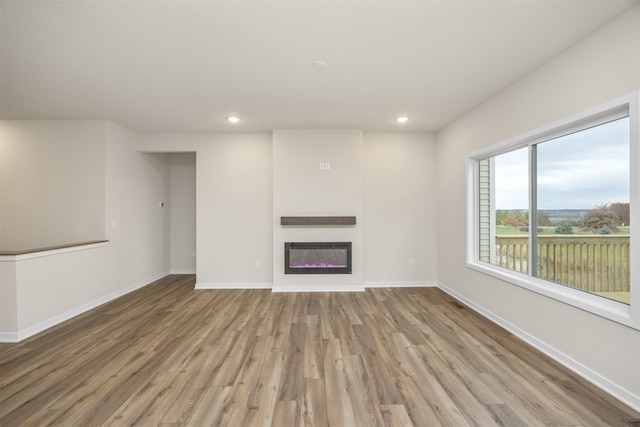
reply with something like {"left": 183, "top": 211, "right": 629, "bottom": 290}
{"left": 365, "top": 280, "right": 437, "bottom": 288}
{"left": 195, "top": 282, "right": 273, "bottom": 290}
{"left": 272, "top": 285, "right": 365, "bottom": 292}
{"left": 170, "top": 268, "right": 196, "bottom": 274}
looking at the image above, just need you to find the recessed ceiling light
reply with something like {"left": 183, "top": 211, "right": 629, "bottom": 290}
{"left": 396, "top": 116, "right": 409, "bottom": 123}
{"left": 227, "top": 116, "right": 240, "bottom": 123}
{"left": 312, "top": 60, "right": 328, "bottom": 71}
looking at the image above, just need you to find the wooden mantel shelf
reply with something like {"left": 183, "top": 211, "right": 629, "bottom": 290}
{"left": 281, "top": 216, "right": 356, "bottom": 226}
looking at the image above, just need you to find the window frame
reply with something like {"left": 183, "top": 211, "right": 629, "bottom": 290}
{"left": 465, "top": 92, "right": 640, "bottom": 330}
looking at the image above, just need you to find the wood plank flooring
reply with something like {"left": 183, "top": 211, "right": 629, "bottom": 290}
{"left": 1, "top": 274, "right": 639, "bottom": 426}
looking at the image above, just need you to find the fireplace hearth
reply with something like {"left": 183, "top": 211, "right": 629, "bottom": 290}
{"left": 285, "top": 242, "right": 352, "bottom": 274}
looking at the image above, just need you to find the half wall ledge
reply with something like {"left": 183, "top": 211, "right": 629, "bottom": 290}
{"left": 0, "top": 240, "right": 109, "bottom": 261}
{"left": 0, "top": 240, "right": 109, "bottom": 257}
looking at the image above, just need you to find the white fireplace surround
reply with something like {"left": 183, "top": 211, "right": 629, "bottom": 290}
{"left": 272, "top": 129, "right": 365, "bottom": 291}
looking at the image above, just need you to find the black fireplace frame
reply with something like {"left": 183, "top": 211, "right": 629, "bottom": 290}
{"left": 284, "top": 242, "right": 352, "bottom": 274}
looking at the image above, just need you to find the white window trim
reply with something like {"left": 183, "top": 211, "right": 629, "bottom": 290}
{"left": 465, "top": 91, "right": 640, "bottom": 330}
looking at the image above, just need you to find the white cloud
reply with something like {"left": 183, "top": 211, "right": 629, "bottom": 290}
{"left": 536, "top": 118, "right": 629, "bottom": 209}
{"left": 493, "top": 117, "right": 629, "bottom": 210}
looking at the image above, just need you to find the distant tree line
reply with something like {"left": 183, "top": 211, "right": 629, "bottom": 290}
{"left": 610, "top": 202, "right": 630, "bottom": 226}
{"left": 495, "top": 210, "right": 552, "bottom": 229}
{"left": 580, "top": 203, "right": 627, "bottom": 234}
{"left": 497, "top": 203, "right": 629, "bottom": 234}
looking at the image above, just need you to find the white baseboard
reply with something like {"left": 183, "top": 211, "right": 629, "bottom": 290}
{"left": 195, "top": 282, "right": 367, "bottom": 292}
{"left": 436, "top": 282, "right": 640, "bottom": 413}
{"left": 365, "top": 280, "right": 438, "bottom": 288}
{"left": 194, "top": 281, "right": 435, "bottom": 292}
{"left": 0, "top": 271, "right": 170, "bottom": 343}
{"left": 170, "top": 269, "right": 196, "bottom": 274}
{"left": 272, "top": 285, "right": 365, "bottom": 292}
{"left": 195, "top": 282, "right": 273, "bottom": 290}
{"left": 0, "top": 332, "right": 19, "bottom": 343}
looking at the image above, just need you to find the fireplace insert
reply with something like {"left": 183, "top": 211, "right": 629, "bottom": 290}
{"left": 284, "top": 242, "right": 352, "bottom": 274}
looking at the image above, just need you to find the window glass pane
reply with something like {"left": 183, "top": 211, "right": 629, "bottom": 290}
{"left": 478, "top": 147, "right": 528, "bottom": 271}
{"left": 534, "top": 117, "right": 630, "bottom": 304}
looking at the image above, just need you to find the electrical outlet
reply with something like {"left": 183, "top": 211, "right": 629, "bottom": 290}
{"left": 255, "top": 260, "right": 261, "bottom": 268}
{"left": 408, "top": 258, "right": 414, "bottom": 267}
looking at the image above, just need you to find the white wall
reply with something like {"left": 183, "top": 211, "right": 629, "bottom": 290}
{"left": 0, "top": 120, "right": 172, "bottom": 340}
{"left": 0, "top": 260, "right": 17, "bottom": 333}
{"left": 138, "top": 133, "right": 274, "bottom": 287}
{"left": 169, "top": 153, "right": 196, "bottom": 273}
{"left": 140, "top": 130, "right": 441, "bottom": 290}
{"left": 196, "top": 134, "right": 273, "bottom": 287}
{"left": 364, "top": 132, "right": 438, "bottom": 284}
{"left": 12, "top": 244, "right": 109, "bottom": 334}
{"left": 0, "top": 120, "right": 106, "bottom": 250}
{"left": 436, "top": 5, "right": 640, "bottom": 407}
{"left": 273, "top": 129, "right": 364, "bottom": 290}
{"left": 105, "top": 122, "right": 170, "bottom": 286}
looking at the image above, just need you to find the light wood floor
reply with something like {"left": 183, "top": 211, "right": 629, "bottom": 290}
{"left": 1, "top": 274, "right": 638, "bottom": 426}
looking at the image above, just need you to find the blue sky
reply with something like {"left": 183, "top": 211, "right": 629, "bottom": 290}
{"left": 494, "top": 117, "right": 630, "bottom": 210}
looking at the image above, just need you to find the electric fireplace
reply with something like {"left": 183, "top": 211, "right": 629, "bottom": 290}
{"left": 284, "top": 242, "right": 352, "bottom": 274}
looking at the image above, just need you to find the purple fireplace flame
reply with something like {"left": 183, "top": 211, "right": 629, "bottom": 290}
{"left": 290, "top": 262, "right": 347, "bottom": 269}
{"left": 285, "top": 242, "right": 352, "bottom": 274}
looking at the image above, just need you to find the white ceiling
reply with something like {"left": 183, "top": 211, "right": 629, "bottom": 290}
{"left": 1, "top": 0, "right": 638, "bottom": 133}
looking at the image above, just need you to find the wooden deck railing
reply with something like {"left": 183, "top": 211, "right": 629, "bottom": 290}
{"left": 495, "top": 235, "right": 630, "bottom": 293}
